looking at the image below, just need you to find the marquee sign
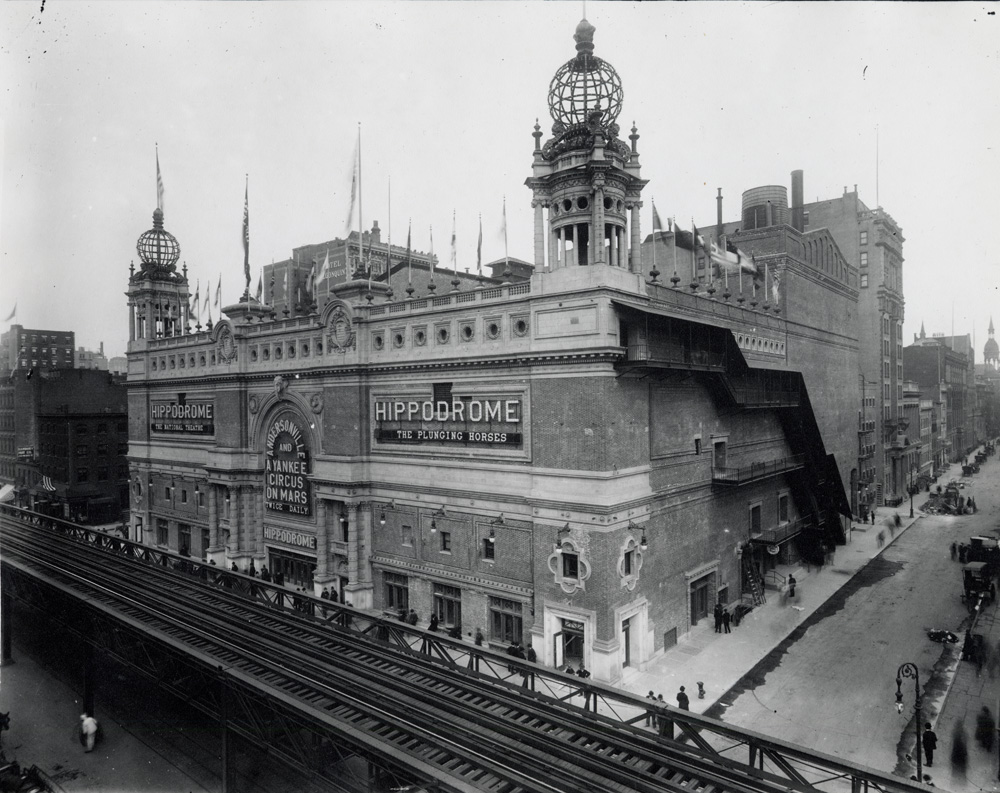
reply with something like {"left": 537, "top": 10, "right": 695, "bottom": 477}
{"left": 263, "top": 525, "right": 317, "bottom": 551}
{"left": 265, "top": 414, "right": 311, "bottom": 516}
{"left": 151, "top": 400, "right": 215, "bottom": 435}
{"left": 373, "top": 396, "right": 523, "bottom": 448}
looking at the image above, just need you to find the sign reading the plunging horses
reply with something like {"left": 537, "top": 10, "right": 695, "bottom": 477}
{"left": 265, "top": 414, "right": 311, "bottom": 516}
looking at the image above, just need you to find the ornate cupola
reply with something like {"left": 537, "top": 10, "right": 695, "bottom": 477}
{"left": 985, "top": 316, "right": 999, "bottom": 370}
{"left": 127, "top": 207, "right": 191, "bottom": 344}
{"left": 525, "top": 18, "right": 647, "bottom": 273}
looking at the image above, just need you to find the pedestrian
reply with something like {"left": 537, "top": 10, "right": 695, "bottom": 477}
{"left": 713, "top": 602, "right": 723, "bottom": 633}
{"left": 951, "top": 719, "right": 968, "bottom": 770}
{"left": 329, "top": 588, "right": 338, "bottom": 603}
{"left": 787, "top": 574, "right": 796, "bottom": 598}
{"left": 526, "top": 642, "right": 537, "bottom": 663}
{"left": 645, "top": 691, "right": 656, "bottom": 726}
{"left": 976, "top": 706, "right": 995, "bottom": 750}
{"left": 950, "top": 542, "right": 957, "bottom": 561}
{"left": 406, "top": 609, "right": 418, "bottom": 625}
{"left": 922, "top": 723, "right": 937, "bottom": 767}
{"left": 448, "top": 624, "right": 462, "bottom": 639}
{"left": 321, "top": 588, "right": 330, "bottom": 600}
{"left": 80, "top": 713, "right": 98, "bottom": 753}
{"left": 577, "top": 665, "right": 592, "bottom": 707}
{"left": 474, "top": 627, "right": 484, "bottom": 646}
{"left": 248, "top": 560, "right": 257, "bottom": 578}
{"left": 676, "top": 686, "right": 689, "bottom": 710}
{"left": 231, "top": 562, "right": 239, "bottom": 573}
{"left": 428, "top": 613, "right": 439, "bottom": 632}
{"left": 894, "top": 512, "right": 902, "bottom": 530}
{"left": 655, "top": 694, "right": 670, "bottom": 736}
{"left": 260, "top": 565, "right": 271, "bottom": 582}
{"left": 275, "top": 570, "right": 284, "bottom": 586}
{"left": 722, "top": 609, "right": 731, "bottom": 633}
{"left": 870, "top": 510, "right": 876, "bottom": 525}
{"left": 876, "top": 530, "right": 885, "bottom": 548}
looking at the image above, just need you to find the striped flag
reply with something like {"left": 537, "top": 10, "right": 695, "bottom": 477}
{"left": 2, "top": 302, "right": 15, "bottom": 323}
{"left": 156, "top": 146, "right": 164, "bottom": 212}
{"left": 256, "top": 269, "right": 263, "bottom": 302}
{"left": 242, "top": 177, "right": 250, "bottom": 289}
{"left": 307, "top": 259, "right": 317, "bottom": 296}
{"left": 317, "top": 250, "right": 330, "bottom": 290}
{"left": 191, "top": 281, "right": 200, "bottom": 321}
{"left": 215, "top": 275, "right": 222, "bottom": 309}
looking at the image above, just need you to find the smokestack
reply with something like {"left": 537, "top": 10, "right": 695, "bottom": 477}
{"left": 716, "top": 188, "right": 723, "bottom": 246}
{"left": 791, "top": 170, "right": 804, "bottom": 232}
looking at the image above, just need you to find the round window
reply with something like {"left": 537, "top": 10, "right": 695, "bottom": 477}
{"left": 514, "top": 318, "right": 528, "bottom": 337}
{"left": 461, "top": 325, "right": 474, "bottom": 341}
{"left": 577, "top": 196, "right": 589, "bottom": 210}
{"left": 373, "top": 334, "right": 385, "bottom": 350}
{"left": 393, "top": 332, "right": 405, "bottom": 348}
{"left": 486, "top": 322, "right": 501, "bottom": 340}
{"left": 437, "top": 327, "right": 450, "bottom": 344}
{"left": 414, "top": 329, "right": 426, "bottom": 346}
{"left": 563, "top": 198, "right": 573, "bottom": 212}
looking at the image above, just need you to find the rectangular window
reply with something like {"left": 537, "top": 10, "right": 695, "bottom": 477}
{"left": 697, "top": 256, "right": 705, "bottom": 270}
{"left": 96, "top": 443, "right": 108, "bottom": 455}
{"left": 197, "top": 489, "right": 205, "bottom": 508}
{"left": 156, "top": 518, "right": 168, "bottom": 546}
{"left": 76, "top": 445, "right": 88, "bottom": 456}
{"left": 165, "top": 485, "right": 171, "bottom": 500}
{"left": 341, "top": 514, "right": 349, "bottom": 542}
{"left": 201, "top": 528, "right": 210, "bottom": 559}
{"left": 860, "top": 252, "right": 868, "bottom": 268}
{"left": 713, "top": 440, "right": 727, "bottom": 469}
{"left": 482, "top": 538, "right": 495, "bottom": 560}
{"left": 181, "top": 489, "right": 188, "bottom": 504}
{"left": 778, "top": 494, "right": 789, "bottom": 523}
{"left": 861, "top": 274, "right": 869, "bottom": 288}
{"left": 750, "top": 504, "right": 761, "bottom": 535}
{"left": 694, "top": 437, "right": 702, "bottom": 456}
{"left": 489, "top": 596, "right": 523, "bottom": 644}
{"left": 77, "top": 468, "right": 89, "bottom": 483}
{"left": 401, "top": 524, "right": 413, "bottom": 547}
{"left": 433, "top": 583, "right": 462, "bottom": 628}
{"left": 860, "top": 230, "right": 868, "bottom": 245}
{"left": 178, "top": 523, "right": 191, "bottom": 555}
{"left": 562, "top": 552, "right": 579, "bottom": 579}
{"left": 440, "top": 531, "right": 452, "bottom": 553}
{"left": 384, "top": 572, "right": 409, "bottom": 611}
{"left": 624, "top": 548, "right": 635, "bottom": 576}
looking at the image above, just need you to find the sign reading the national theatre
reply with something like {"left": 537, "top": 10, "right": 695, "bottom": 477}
{"left": 374, "top": 396, "right": 523, "bottom": 448}
{"left": 151, "top": 400, "right": 215, "bottom": 435}
{"left": 265, "top": 414, "right": 311, "bottom": 516}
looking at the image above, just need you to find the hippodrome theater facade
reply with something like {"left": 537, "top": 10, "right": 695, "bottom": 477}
{"left": 124, "top": 19, "right": 856, "bottom": 683}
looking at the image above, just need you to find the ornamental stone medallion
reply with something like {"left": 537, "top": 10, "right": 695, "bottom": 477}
{"left": 329, "top": 307, "right": 356, "bottom": 353}
{"left": 218, "top": 326, "right": 237, "bottom": 363}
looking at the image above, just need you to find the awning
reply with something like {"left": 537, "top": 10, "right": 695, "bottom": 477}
{"left": 0, "top": 484, "right": 14, "bottom": 503}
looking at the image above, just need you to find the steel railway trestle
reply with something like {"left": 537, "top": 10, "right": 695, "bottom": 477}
{"left": 0, "top": 506, "right": 929, "bottom": 793}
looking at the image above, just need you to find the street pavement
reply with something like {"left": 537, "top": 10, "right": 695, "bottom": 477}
{"left": 621, "top": 449, "right": 1000, "bottom": 792}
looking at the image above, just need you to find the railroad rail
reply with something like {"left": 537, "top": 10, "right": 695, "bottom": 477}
{"left": 0, "top": 505, "right": 929, "bottom": 793}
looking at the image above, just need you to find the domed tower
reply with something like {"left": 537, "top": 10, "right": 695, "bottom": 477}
{"left": 526, "top": 18, "right": 647, "bottom": 272}
{"left": 126, "top": 207, "right": 190, "bottom": 344}
{"left": 985, "top": 316, "right": 999, "bottom": 370}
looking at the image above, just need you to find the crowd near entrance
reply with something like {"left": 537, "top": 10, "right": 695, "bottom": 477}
{"left": 267, "top": 548, "right": 315, "bottom": 590}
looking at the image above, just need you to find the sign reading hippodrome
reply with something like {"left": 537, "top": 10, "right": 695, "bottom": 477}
{"left": 265, "top": 415, "right": 311, "bottom": 516}
{"left": 374, "top": 397, "right": 523, "bottom": 448}
{"left": 263, "top": 525, "right": 317, "bottom": 550}
{"left": 150, "top": 400, "right": 215, "bottom": 435}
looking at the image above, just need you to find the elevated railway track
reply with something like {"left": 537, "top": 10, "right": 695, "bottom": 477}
{"left": 0, "top": 505, "right": 928, "bottom": 793}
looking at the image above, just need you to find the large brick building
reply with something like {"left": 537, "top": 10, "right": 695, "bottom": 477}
{"left": 125, "top": 18, "right": 855, "bottom": 683}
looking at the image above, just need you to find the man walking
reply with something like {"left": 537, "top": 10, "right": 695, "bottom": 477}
{"left": 80, "top": 713, "right": 99, "bottom": 753}
{"left": 722, "top": 609, "right": 732, "bottom": 633}
{"left": 676, "top": 686, "right": 689, "bottom": 710}
{"left": 922, "top": 722, "right": 937, "bottom": 767}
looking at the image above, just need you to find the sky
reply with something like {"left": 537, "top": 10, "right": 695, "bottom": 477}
{"left": 1, "top": 1, "right": 998, "bottom": 360}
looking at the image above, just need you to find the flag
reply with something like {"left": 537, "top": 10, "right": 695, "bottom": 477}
{"left": 429, "top": 226, "right": 435, "bottom": 275}
{"left": 344, "top": 135, "right": 359, "bottom": 237}
{"left": 242, "top": 178, "right": 250, "bottom": 289}
{"left": 284, "top": 264, "right": 289, "bottom": 304}
{"left": 307, "top": 260, "right": 317, "bottom": 296}
{"left": 215, "top": 275, "right": 222, "bottom": 309}
{"left": 192, "top": 280, "right": 200, "bottom": 321}
{"left": 2, "top": 303, "right": 15, "bottom": 323}
{"left": 652, "top": 202, "right": 664, "bottom": 232}
{"left": 156, "top": 146, "right": 164, "bottom": 212}
{"left": 317, "top": 250, "right": 330, "bottom": 288}
{"left": 406, "top": 220, "right": 412, "bottom": 283}
{"left": 477, "top": 215, "right": 483, "bottom": 275}
{"left": 256, "top": 269, "right": 263, "bottom": 302}
{"left": 450, "top": 211, "right": 457, "bottom": 274}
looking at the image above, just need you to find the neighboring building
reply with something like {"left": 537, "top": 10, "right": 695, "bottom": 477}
{"left": 75, "top": 341, "right": 110, "bottom": 370}
{"left": 0, "top": 324, "right": 75, "bottom": 373}
{"left": 797, "top": 188, "right": 905, "bottom": 506}
{"left": 1, "top": 367, "right": 128, "bottom": 523}
{"left": 900, "top": 380, "right": 922, "bottom": 487}
{"left": 125, "top": 18, "right": 855, "bottom": 683}
{"left": 905, "top": 328, "right": 972, "bottom": 463}
{"left": 108, "top": 356, "right": 128, "bottom": 376}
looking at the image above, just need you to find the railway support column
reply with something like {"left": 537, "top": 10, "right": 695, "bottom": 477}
{"left": 219, "top": 666, "right": 232, "bottom": 793}
{"left": 82, "top": 641, "right": 96, "bottom": 719}
{"left": 345, "top": 502, "right": 374, "bottom": 610}
{"left": 1, "top": 587, "right": 13, "bottom": 666}
{"left": 314, "top": 499, "right": 334, "bottom": 597}
{"left": 207, "top": 484, "right": 224, "bottom": 566}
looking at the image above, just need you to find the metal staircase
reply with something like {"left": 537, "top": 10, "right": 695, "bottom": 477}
{"left": 742, "top": 553, "right": 767, "bottom": 606}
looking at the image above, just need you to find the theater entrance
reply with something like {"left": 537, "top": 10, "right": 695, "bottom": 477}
{"left": 268, "top": 548, "right": 316, "bottom": 589}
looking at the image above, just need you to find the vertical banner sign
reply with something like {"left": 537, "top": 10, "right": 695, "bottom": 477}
{"left": 265, "top": 414, "right": 311, "bottom": 516}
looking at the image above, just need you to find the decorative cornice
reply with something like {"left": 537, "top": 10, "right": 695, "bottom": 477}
{"left": 370, "top": 555, "right": 532, "bottom": 596}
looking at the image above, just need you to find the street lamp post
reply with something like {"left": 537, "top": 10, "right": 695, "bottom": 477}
{"left": 896, "top": 662, "right": 922, "bottom": 782}
{"left": 909, "top": 464, "right": 915, "bottom": 519}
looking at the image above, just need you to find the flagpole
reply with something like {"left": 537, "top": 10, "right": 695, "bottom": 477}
{"left": 386, "top": 176, "right": 392, "bottom": 293}
{"left": 671, "top": 217, "right": 678, "bottom": 287}
{"left": 690, "top": 218, "right": 696, "bottom": 287}
{"left": 358, "top": 123, "right": 364, "bottom": 280}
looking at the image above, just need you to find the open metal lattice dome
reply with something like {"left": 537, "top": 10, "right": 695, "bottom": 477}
{"left": 547, "top": 19, "right": 623, "bottom": 129}
{"left": 136, "top": 208, "right": 181, "bottom": 270}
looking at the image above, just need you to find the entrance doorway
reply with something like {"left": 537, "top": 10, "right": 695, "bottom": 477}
{"left": 621, "top": 617, "right": 632, "bottom": 668}
{"left": 690, "top": 574, "right": 712, "bottom": 625}
{"left": 268, "top": 548, "right": 316, "bottom": 589}
{"left": 557, "top": 619, "right": 585, "bottom": 669}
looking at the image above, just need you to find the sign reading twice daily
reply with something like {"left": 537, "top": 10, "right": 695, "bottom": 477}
{"left": 374, "top": 396, "right": 523, "bottom": 448}
{"left": 150, "top": 400, "right": 215, "bottom": 435}
{"left": 265, "top": 414, "right": 311, "bottom": 516}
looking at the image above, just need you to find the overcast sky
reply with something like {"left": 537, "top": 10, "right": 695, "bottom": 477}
{"left": 1, "top": 2, "right": 997, "bottom": 360}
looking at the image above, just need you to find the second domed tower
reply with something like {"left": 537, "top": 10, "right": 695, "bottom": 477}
{"left": 525, "top": 19, "right": 647, "bottom": 273}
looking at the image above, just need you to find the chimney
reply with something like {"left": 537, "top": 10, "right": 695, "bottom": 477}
{"left": 99, "top": 341, "right": 104, "bottom": 355}
{"left": 791, "top": 170, "right": 804, "bottom": 232}
{"left": 370, "top": 220, "right": 382, "bottom": 246}
{"left": 716, "top": 188, "right": 723, "bottom": 246}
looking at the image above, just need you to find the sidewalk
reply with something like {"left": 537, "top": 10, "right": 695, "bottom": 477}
{"left": 620, "top": 504, "right": 921, "bottom": 711}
